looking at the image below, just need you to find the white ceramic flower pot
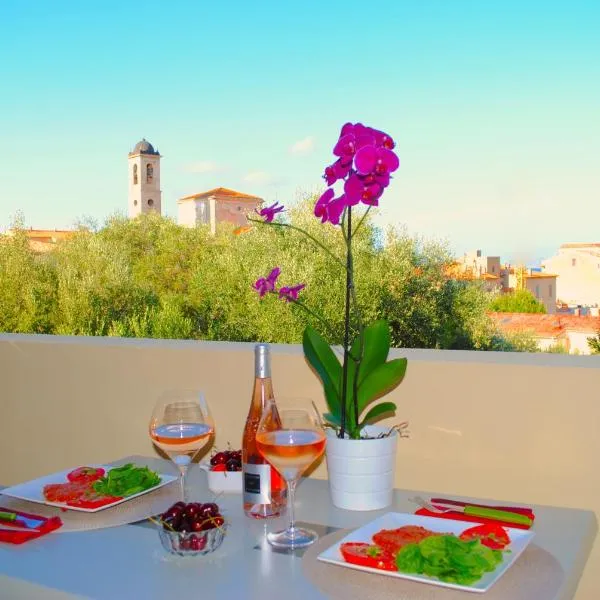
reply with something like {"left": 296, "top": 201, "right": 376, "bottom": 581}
{"left": 325, "top": 424, "right": 398, "bottom": 511}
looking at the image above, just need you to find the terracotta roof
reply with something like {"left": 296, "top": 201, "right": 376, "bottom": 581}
{"left": 525, "top": 272, "right": 558, "bottom": 279}
{"left": 560, "top": 242, "right": 600, "bottom": 249}
{"left": 178, "top": 187, "right": 263, "bottom": 202}
{"left": 8, "top": 229, "right": 76, "bottom": 239}
{"left": 489, "top": 312, "right": 600, "bottom": 338}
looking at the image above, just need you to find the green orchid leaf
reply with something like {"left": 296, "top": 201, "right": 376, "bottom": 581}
{"left": 357, "top": 357, "right": 407, "bottom": 415}
{"left": 359, "top": 401, "right": 397, "bottom": 427}
{"left": 323, "top": 411, "right": 341, "bottom": 427}
{"left": 323, "top": 381, "right": 341, "bottom": 421}
{"left": 343, "top": 320, "right": 391, "bottom": 428}
{"left": 353, "top": 320, "right": 391, "bottom": 387}
{"left": 303, "top": 326, "right": 342, "bottom": 413}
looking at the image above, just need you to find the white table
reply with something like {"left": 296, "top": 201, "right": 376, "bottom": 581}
{"left": 0, "top": 455, "right": 597, "bottom": 600}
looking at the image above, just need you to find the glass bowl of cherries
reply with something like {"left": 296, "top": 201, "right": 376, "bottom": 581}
{"left": 157, "top": 501, "right": 226, "bottom": 556}
{"left": 203, "top": 448, "right": 242, "bottom": 494}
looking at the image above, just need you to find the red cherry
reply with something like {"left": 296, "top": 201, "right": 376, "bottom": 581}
{"left": 200, "top": 503, "right": 219, "bottom": 518}
{"left": 190, "top": 534, "right": 207, "bottom": 551}
{"left": 212, "top": 515, "right": 224, "bottom": 528}
{"left": 211, "top": 463, "right": 227, "bottom": 472}
{"left": 226, "top": 458, "right": 241, "bottom": 472}
{"left": 191, "top": 518, "right": 204, "bottom": 532}
{"left": 179, "top": 518, "right": 192, "bottom": 532}
{"left": 180, "top": 537, "right": 191, "bottom": 550}
{"left": 182, "top": 504, "right": 200, "bottom": 519}
{"left": 210, "top": 452, "right": 228, "bottom": 466}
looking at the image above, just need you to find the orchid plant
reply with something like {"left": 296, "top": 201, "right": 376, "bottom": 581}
{"left": 251, "top": 123, "right": 407, "bottom": 440}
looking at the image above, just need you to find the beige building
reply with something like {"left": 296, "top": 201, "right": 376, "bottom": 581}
{"left": 127, "top": 139, "right": 162, "bottom": 218}
{"left": 177, "top": 187, "right": 263, "bottom": 233}
{"left": 501, "top": 268, "right": 558, "bottom": 314}
{"left": 542, "top": 243, "right": 600, "bottom": 308}
{"left": 451, "top": 250, "right": 502, "bottom": 291}
{"left": 461, "top": 249, "right": 502, "bottom": 278}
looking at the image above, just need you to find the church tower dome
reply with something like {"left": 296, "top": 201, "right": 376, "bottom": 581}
{"left": 128, "top": 138, "right": 162, "bottom": 217}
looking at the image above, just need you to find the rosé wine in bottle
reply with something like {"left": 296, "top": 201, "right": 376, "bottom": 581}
{"left": 242, "top": 343, "right": 286, "bottom": 519}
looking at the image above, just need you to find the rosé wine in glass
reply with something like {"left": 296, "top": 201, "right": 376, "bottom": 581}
{"left": 256, "top": 399, "right": 326, "bottom": 549}
{"left": 256, "top": 429, "right": 326, "bottom": 481}
{"left": 149, "top": 390, "right": 214, "bottom": 501}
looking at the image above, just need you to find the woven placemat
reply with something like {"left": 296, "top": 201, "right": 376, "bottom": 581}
{"left": 302, "top": 529, "right": 564, "bottom": 599}
{"left": 0, "top": 481, "right": 180, "bottom": 533}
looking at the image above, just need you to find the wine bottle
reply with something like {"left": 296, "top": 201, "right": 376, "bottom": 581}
{"left": 242, "top": 343, "right": 286, "bottom": 519}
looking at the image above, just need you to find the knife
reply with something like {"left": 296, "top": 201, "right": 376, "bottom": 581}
{"left": 430, "top": 502, "right": 533, "bottom": 527}
{"left": 430, "top": 498, "right": 533, "bottom": 516}
{"left": 0, "top": 511, "right": 45, "bottom": 530}
{"left": 0, "top": 524, "right": 40, "bottom": 533}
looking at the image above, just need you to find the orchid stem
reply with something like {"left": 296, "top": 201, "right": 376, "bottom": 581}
{"left": 352, "top": 206, "right": 372, "bottom": 238}
{"left": 248, "top": 218, "right": 346, "bottom": 271}
{"left": 339, "top": 206, "right": 353, "bottom": 439}
{"left": 271, "top": 293, "right": 338, "bottom": 341}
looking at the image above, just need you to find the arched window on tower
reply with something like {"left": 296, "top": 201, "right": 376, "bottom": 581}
{"left": 133, "top": 164, "right": 138, "bottom": 185}
{"left": 147, "top": 163, "right": 154, "bottom": 183}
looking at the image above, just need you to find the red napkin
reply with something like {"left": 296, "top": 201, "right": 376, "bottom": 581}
{"left": 0, "top": 506, "right": 63, "bottom": 545}
{"left": 415, "top": 498, "right": 535, "bottom": 530}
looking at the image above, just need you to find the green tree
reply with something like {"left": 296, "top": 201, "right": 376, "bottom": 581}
{"left": 0, "top": 217, "right": 57, "bottom": 333}
{"left": 489, "top": 289, "right": 547, "bottom": 313}
{"left": 587, "top": 332, "right": 600, "bottom": 354}
{"left": 0, "top": 197, "right": 537, "bottom": 353}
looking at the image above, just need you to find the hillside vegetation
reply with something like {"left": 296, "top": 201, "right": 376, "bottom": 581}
{"left": 0, "top": 199, "right": 534, "bottom": 351}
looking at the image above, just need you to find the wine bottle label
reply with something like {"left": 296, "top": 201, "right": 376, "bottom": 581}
{"left": 242, "top": 463, "right": 271, "bottom": 504}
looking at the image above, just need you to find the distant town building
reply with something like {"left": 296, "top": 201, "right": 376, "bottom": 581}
{"left": 453, "top": 249, "right": 558, "bottom": 313}
{"left": 500, "top": 267, "right": 557, "bottom": 314}
{"left": 542, "top": 243, "right": 600, "bottom": 308}
{"left": 126, "top": 140, "right": 263, "bottom": 232}
{"left": 489, "top": 312, "right": 600, "bottom": 354}
{"left": 177, "top": 188, "right": 263, "bottom": 233}
{"left": 450, "top": 250, "right": 502, "bottom": 291}
{"left": 4, "top": 228, "right": 77, "bottom": 253}
{"left": 462, "top": 250, "right": 501, "bottom": 278}
{"left": 127, "top": 139, "right": 162, "bottom": 218}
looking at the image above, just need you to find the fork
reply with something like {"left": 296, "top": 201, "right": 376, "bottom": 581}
{"left": 409, "top": 496, "right": 533, "bottom": 527}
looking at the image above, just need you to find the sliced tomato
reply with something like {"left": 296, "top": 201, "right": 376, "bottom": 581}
{"left": 66, "top": 466, "right": 105, "bottom": 484}
{"left": 66, "top": 489, "right": 121, "bottom": 509}
{"left": 459, "top": 523, "right": 510, "bottom": 550}
{"left": 372, "top": 525, "right": 441, "bottom": 554}
{"left": 340, "top": 542, "right": 397, "bottom": 571}
{"left": 43, "top": 481, "right": 90, "bottom": 504}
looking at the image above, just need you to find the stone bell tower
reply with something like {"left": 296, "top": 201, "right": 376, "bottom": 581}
{"left": 128, "top": 138, "right": 162, "bottom": 218}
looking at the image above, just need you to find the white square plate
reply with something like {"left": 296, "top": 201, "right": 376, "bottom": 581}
{"left": 317, "top": 512, "right": 535, "bottom": 593}
{"left": 0, "top": 465, "right": 178, "bottom": 513}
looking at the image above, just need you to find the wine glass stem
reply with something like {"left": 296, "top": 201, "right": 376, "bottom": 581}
{"left": 286, "top": 478, "right": 298, "bottom": 536}
{"left": 178, "top": 465, "right": 188, "bottom": 502}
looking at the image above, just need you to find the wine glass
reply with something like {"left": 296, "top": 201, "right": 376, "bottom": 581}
{"left": 256, "top": 397, "right": 326, "bottom": 549}
{"left": 149, "top": 389, "right": 214, "bottom": 501}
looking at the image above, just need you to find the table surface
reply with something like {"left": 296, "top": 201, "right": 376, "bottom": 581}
{"left": 0, "top": 455, "right": 597, "bottom": 600}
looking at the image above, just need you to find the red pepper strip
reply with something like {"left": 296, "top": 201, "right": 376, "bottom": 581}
{"left": 459, "top": 523, "right": 510, "bottom": 550}
{"left": 340, "top": 542, "right": 397, "bottom": 571}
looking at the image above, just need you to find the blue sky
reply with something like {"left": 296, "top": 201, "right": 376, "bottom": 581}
{"left": 1, "top": 0, "right": 599, "bottom": 263}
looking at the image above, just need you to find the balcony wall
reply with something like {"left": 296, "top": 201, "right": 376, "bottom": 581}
{"left": 0, "top": 334, "right": 598, "bottom": 597}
